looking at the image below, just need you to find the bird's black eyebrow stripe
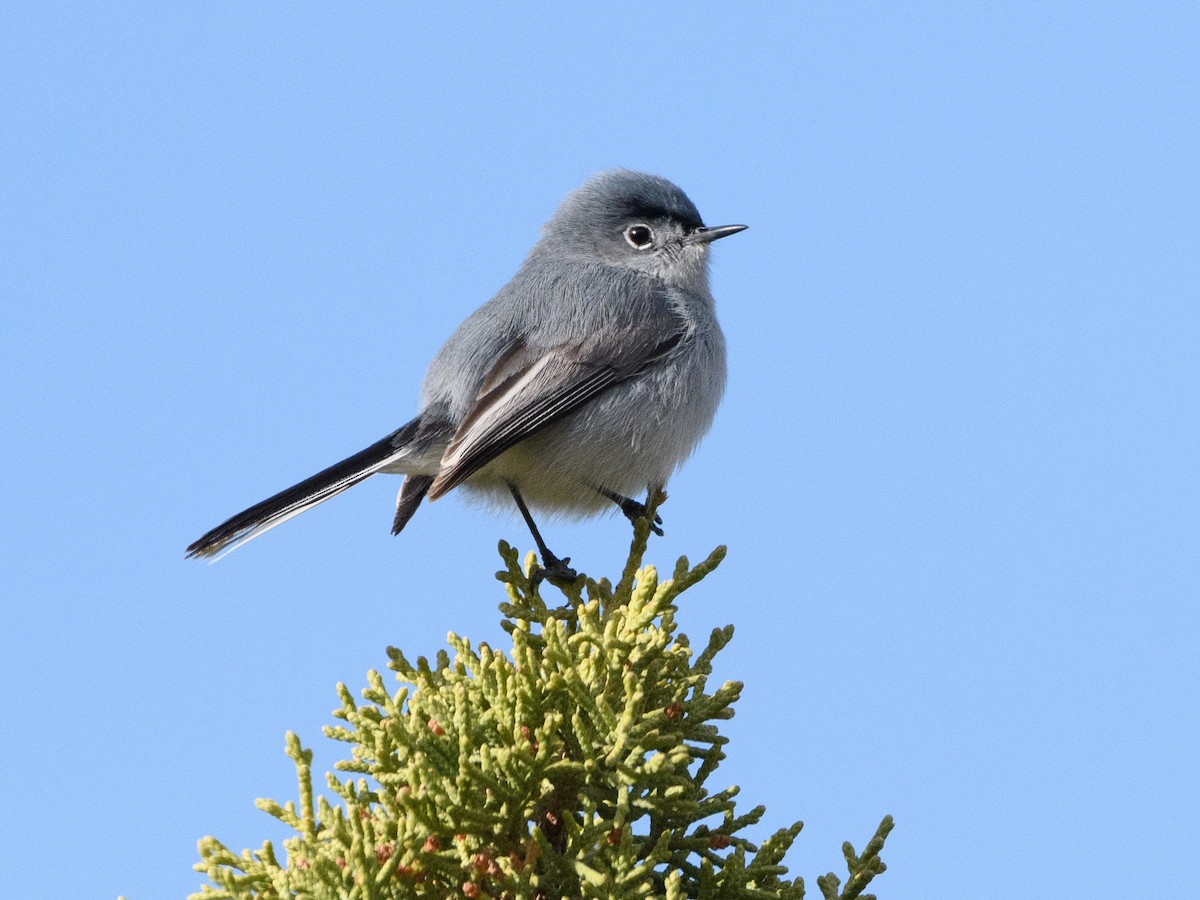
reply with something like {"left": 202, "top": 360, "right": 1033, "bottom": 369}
{"left": 623, "top": 201, "right": 703, "bottom": 228}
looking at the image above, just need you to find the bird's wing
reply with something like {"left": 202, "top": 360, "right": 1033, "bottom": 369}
{"left": 426, "top": 321, "right": 687, "bottom": 501}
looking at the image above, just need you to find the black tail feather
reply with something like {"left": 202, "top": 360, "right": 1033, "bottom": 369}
{"left": 391, "top": 474, "right": 434, "bottom": 536}
{"left": 186, "top": 419, "right": 420, "bottom": 559}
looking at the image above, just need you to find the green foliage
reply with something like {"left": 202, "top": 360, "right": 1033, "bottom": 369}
{"left": 191, "top": 506, "right": 892, "bottom": 899}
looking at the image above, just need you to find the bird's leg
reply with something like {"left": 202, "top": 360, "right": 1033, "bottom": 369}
{"left": 508, "top": 483, "right": 578, "bottom": 585}
{"left": 596, "top": 486, "right": 665, "bottom": 536}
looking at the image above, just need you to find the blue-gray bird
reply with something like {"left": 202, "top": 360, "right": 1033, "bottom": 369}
{"left": 186, "top": 170, "right": 745, "bottom": 579}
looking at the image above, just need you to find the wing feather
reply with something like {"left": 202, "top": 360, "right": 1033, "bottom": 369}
{"left": 426, "top": 326, "right": 686, "bottom": 500}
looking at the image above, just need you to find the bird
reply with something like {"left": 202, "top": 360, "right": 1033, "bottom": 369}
{"left": 186, "top": 169, "right": 745, "bottom": 581}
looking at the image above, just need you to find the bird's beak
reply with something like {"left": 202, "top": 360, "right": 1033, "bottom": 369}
{"left": 687, "top": 224, "right": 748, "bottom": 244}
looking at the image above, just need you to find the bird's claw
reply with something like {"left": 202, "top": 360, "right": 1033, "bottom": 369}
{"left": 618, "top": 498, "right": 664, "bottom": 536}
{"left": 531, "top": 554, "right": 578, "bottom": 589}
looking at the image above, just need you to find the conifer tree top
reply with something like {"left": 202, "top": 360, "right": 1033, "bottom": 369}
{"left": 190, "top": 499, "right": 892, "bottom": 899}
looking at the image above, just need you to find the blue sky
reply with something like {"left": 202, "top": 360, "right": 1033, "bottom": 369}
{"left": 2, "top": 4, "right": 1197, "bottom": 897}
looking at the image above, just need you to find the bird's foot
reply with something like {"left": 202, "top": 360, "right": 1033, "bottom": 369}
{"left": 597, "top": 486, "right": 666, "bottom": 536}
{"left": 618, "top": 497, "right": 664, "bottom": 536}
{"left": 531, "top": 552, "right": 578, "bottom": 589}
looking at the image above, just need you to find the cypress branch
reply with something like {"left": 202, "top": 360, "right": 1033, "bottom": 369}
{"left": 190, "top": 508, "right": 893, "bottom": 899}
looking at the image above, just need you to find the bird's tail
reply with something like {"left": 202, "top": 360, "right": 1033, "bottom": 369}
{"left": 186, "top": 418, "right": 423, "bottom": 560}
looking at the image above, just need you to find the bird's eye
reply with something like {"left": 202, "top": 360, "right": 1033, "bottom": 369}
{"left": 624, "top": 224, "right": 654, "bottom": 249}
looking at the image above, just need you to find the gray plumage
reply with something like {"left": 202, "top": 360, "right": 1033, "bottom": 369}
{"left": 187, "top": 170, "right": 744, "bottom": 566}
